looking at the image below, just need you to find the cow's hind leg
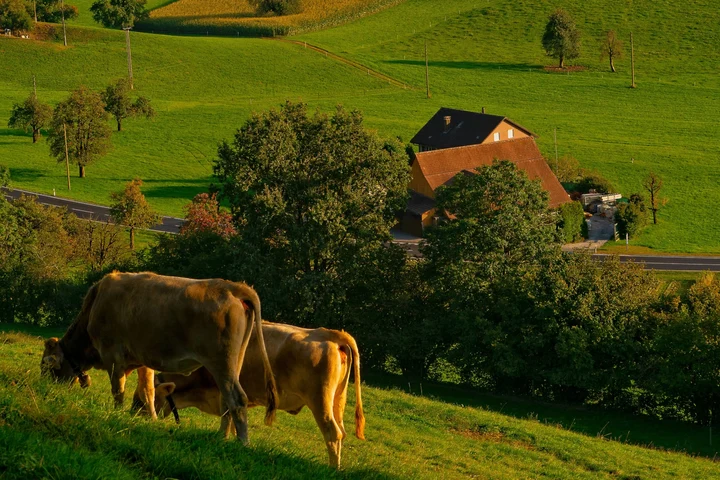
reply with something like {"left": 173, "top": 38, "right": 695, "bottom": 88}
{"left": 135, "top": 367, "right": 157, "bottom": 420}
{"left": 309, "top": 395, "right": 344, "bottom": 468}
{"left": 209, "top": 366, "right": 249, "bottom": 444}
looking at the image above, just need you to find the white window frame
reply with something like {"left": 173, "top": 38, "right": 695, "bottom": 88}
{"left": 493, "top": 132, "right": 500, "bottom": 142}
{"left": 508, "top": 129, "right": 514, "bottom": 139}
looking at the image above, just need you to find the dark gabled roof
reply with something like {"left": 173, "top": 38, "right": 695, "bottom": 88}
{"left": 406, "top": 190, "right": 436, "bottom": 217}
{"left": 413, "top": 137, "right": 571, "bottom": 208}
{"left": 410, "top": 107, "right": 536, "bottom": 149}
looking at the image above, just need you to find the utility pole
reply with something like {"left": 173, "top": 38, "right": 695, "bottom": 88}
{"left": 63, "top": 123, "right": 71, "bottom": 190}
{"left": 33, "top": 0, "right": 37, "bottom": 22}
{"left": 554, "top": 128, "right": 558, "bottom": 169}
{"left": 61, "top": 0, "right": 67, "bottom": 46}
{"left": 424, "top": 41, "right": 430, "bottom": 99}
{"left": 124, "top": 27, "right": 134, "bottom": 89}
{"left": 630, "top": 32, "right": 636, "bottom": 88}
{"left": 32, "top": 75, "right": 37, "bottom": 98}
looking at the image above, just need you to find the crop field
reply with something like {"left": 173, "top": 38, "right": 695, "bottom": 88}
{"left": 1, "top": 327, "right": 719, "bottom": 479}
{"left": 2, "top": 0, "right": 720, "bottom": 252}
{"left": 137, "top": 0, "right": 404, "bottom": 36}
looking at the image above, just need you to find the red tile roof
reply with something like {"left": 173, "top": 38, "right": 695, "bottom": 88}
{"left": 414, "top": 137, "right": 571, "bottom": 208}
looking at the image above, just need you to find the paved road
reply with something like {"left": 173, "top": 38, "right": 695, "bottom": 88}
{"left": 2, "top": 187, "right": 184, "bottom": 234}
{"left": 592, "top": 254, "right": 720, "bottom": 272}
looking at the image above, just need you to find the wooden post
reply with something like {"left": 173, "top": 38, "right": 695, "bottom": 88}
{"left": 32, "top": 75, "right": 36, "bottom": 98}
{"left": 630, "top": 32, "right": 636, "bottom": 88}
{"left": 124, "top": 27, "right": 134, "bottom": 90}
{"left": 554, "top": 128, "right": 558, "bottom": 169}
{"left": 425, "top": 41, "right": 430, "bottom": 99}
{"left": 63, "top": 123, "right": 71, "bottom": 190}
{"left": 61, "top": 0, "right": 67, "bottom": 46}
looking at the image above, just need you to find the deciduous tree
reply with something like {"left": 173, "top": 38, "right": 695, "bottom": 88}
{"left": 0, "top": 164, "right": 10, "bottom": 187}
{"left": 600, "top": 30, "right": 623, "bottom": 73}
{"left": 642, "top": 171, "right": 664, "bottom": 224}
{"left": 47, "top": 86, "right": 112, "bottom": 178}
{"left": 180, "top": 192, "right": 236, "bottom": 239}
{"left": 101, "top": 78, "right": 155, "bottom": 131}
{"left": 8, "top": 92, "right": 52, "bottom": 143}
{"left": 542, "top": 9, "right": 581, "bottom": 68}
{"left": 33, "top": 0, "right": 78, "bottom": 23}
{"left": 90, "top": 0, "right": 147, "bottom": 28}
{"left": 249, "top": 0, "right": 301, "bottom": 16}
{"left": 109, "top": 177, "right": 160, "bottom": 249}
{"left": 0, "top": 0, "right": 32, "bottom": 34}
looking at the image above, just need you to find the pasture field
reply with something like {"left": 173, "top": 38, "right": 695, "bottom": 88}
{"left": 1, "top": 327, "right": 719, "bottom": 479}
{"left": 139, "top": 0, "right": 405, "bottom": 37}
{"left": 2, "top": 0, "right": 720, "bottom": 252}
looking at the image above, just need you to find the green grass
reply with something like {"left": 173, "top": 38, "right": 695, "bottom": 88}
{"left": 2, "top": 327, "right": 719, "bottom": 479}
{"left": 2, "top": 0, "right": 720, "bottom": 252}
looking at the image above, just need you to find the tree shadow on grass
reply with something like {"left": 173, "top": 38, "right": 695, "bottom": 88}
{"left": 7, "top": 168, "right": 46, "bottom": 182}
{"left": 383, "top": 59, "right": 541, "bottom": 72}
{"left": 0, "top": 128, "right": 31, "bottom": 144}
{"left": 365, "top": 371, "right": 720, "bottom": 459}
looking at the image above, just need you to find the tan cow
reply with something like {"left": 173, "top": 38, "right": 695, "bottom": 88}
{"left": 134, "top": 322, "right": 365, "bottom": 468}
{"left": 41, "top": 271, "right": 278, "bottom": 444}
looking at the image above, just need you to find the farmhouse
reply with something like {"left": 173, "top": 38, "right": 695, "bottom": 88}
{"left": 400, "top": 108, "right": 570, "bottom": 236}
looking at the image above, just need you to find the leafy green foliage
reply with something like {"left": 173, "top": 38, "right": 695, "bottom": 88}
{"left": 109, "top": 177, "right": 160, "bottom": 249}
{"left": 0, "top": 0, "right": 32, "bottom": 33}
{"left": 101, "top": 77, "right": 155, "bottom": 131}
{"left": 249, "top": 0, "right": 302, "bottom": 16}
{"left": 615, "top": 193, "right": 648, "bottom": 238}
{"left": 47, "top": 86, "right": 112, "bottom": 178}
{"left": 8, "top": 92, "right": 52, "bottom": 143}
{"left": 33, "top": 0, "right": 79, "bottom": 23}
{"left": 549, "top": 154, "right": 580, "bottom": 183}
{"left": 90, "top": 0, "right": 147, "bottom": 29}
{"left": 577, "top": 171, "right": 615, "bottom": 194}
{"left": 542, "top": 8, "right": 581, "bottom": 68}
{"left": 557, "top": 200, "right": 585, "bottom": 243}
{"left": 0, "top": 164, "right": 9, "bottom": 187}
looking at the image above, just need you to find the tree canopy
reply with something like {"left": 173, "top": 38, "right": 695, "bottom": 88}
{"left": 34, "top": 0, "right": 79, "bottom": 23}
{"left": 101, "top": 78, "right": 155, "bottom": 131}
{"left": 47, "top": 86, "right": 112, "bottom": 178}
{"left": 0, "top": 0, "right": 32, "bottom": 33}
{"left": 542, "top": 8, "right": 581, "bottom": 68}
{"left": 90, "top": 0, "right": 147, "bottom": 28}
{"left": 109, "top": 178, "right": 160, "bottom": 249}
{"left": 8, "top": 92, "right": 53, "bottom": 143}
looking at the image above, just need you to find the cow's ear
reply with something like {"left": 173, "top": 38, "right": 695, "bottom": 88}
{"left": 156, "top": 382, "right": 176, "bottom": 397}
{"left": 44, "top": 337, "right": 59, "bottom": 349}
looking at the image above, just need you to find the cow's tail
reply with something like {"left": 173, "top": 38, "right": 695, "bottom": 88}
{"left": 346, "top": 334, "right": 365, "bottom": 440}
{"left": 247, "top": 293, "right": 278, "bottom": 426}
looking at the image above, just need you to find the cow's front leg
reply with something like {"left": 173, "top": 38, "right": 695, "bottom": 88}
{"left": 109, "top": 367, "right": 127, "bottom": 408}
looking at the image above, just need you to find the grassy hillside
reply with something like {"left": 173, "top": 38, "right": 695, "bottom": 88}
{"left": 2, "top": 0, "right": 720, "bottom": 252}
{"left": 2, "top": 328, "right": 718, "bottom": 479}
{"left": 297, "top": 0, "right": 720, "bottom": 253}
{"left": 140, "top": 0, "right": 405, "bottom": 36}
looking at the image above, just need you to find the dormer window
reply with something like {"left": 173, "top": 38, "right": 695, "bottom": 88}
{"left": 508, "top": 129, "right": 514, "bottom": 139}
{"left": 493, "top": 132, "right": 500, "bottom": 142}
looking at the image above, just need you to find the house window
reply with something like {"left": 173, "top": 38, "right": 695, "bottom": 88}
{"left": 493, "top": 132, "right": 500, "bottom": 142}
{"left": 508, "top": 129, "right": 514, "bottom": 139}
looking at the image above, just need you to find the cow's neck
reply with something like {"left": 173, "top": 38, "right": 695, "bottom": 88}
{"left": 60, "top": 321, "right": 100, "bottom": 371}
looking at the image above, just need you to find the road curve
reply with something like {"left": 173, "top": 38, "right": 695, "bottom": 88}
{"left": 2, "top": 187, "right": 184, "bottom": 234}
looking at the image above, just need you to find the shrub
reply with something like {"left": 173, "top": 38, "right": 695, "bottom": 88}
{"left": 576, "top": 170, "right": 614, "bottom": 193}
{"left": 615, "top": 193, "right": 648, "bottom": 238}
{"left": 557, "top": 201, "right": 584, "bottom": 242}
{"left": 250, "top": 0, "right": 301, "bottom": 16}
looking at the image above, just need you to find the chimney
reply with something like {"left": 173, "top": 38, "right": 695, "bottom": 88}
{"left": 443, "top": 115, "right": 452, "bottom": 132}
{"left": 481, "top": 107, "right": 486, "bottom": 114}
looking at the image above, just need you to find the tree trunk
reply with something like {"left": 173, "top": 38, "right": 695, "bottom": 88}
{"left": 652, "top": 208, "right": 658, "bottom": 224}
{"left": 610, "top": 55, "right": 616, "bottom": 73}
{"left": 559, "top": 55, "right": 564, "bottom": 68}
{"left": 117, "top": 118, "right": 122, "bottom": 132}
{"left": 32, "top": 128, "right": 39, "bottom": 143}
{"left": 79, "top": 165, "right": 86, "bottom": 178}
{"left": 130, "top": 227, "right": 135, "bottom": 250}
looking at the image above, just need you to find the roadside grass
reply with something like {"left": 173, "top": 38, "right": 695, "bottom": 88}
{"left": 139, "top": 0, "right": 404, "bottom": 37}
{"left": 2, "top": 0, "right": 720, "bottom": 252}
{"left": 652, "top": 271, "right": 703, "bottom": 298}
{"left": 1, "top": 327, "right": 718, "bottom": 479}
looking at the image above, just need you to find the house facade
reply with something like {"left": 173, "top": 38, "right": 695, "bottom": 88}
{"left": 400, "top": 107, "right": 571, "bottom": 236}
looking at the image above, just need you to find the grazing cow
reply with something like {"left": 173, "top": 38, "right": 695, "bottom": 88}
{"left": 40, "top": 271, "right": 278, "bottom": 444}
{"left": 134, "top": 322, "right": 365, "bottom": 468}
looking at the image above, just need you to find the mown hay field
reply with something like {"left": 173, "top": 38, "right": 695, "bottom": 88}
{"left": 1, "top": 327, "right": 719, "bottom": 479}
{"left": 138, "top": 0, "right": 405, "bottom": 36}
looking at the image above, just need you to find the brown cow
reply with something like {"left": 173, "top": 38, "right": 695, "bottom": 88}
{"left": 41, "top": 271, "right": 278, "bottom": 444}
{"left": 134, "top": 322, "right": 365, "bottom": 468}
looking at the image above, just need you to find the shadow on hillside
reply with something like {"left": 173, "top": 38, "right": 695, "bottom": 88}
{"left": 151, "top": 12, "right": 262, "bottom": 22}
{"left": 365, "top": 371, "right": 719, "bottom": 459}
{"left": 141, "top": 182, "right": 210, "bottom": 201}
{"left": 0, "top": 128, "right": 30, "bottom": 144}
{"left": 384, "top": 59, "right": 541, "bottom": 72}
{"left": 7, "top": 168, "right": 45, "bottom": 182}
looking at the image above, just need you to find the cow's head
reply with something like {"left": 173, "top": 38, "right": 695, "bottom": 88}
{"left": 41, "top": 337, "right": 91, "bottom": 388}
{"left": 131, "top": 382, "right": 176, "bottom": 418}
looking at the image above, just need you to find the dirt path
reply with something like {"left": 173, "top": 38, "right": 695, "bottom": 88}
{"left": 271, "top": 38, "right": 415, "bottom": 90}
